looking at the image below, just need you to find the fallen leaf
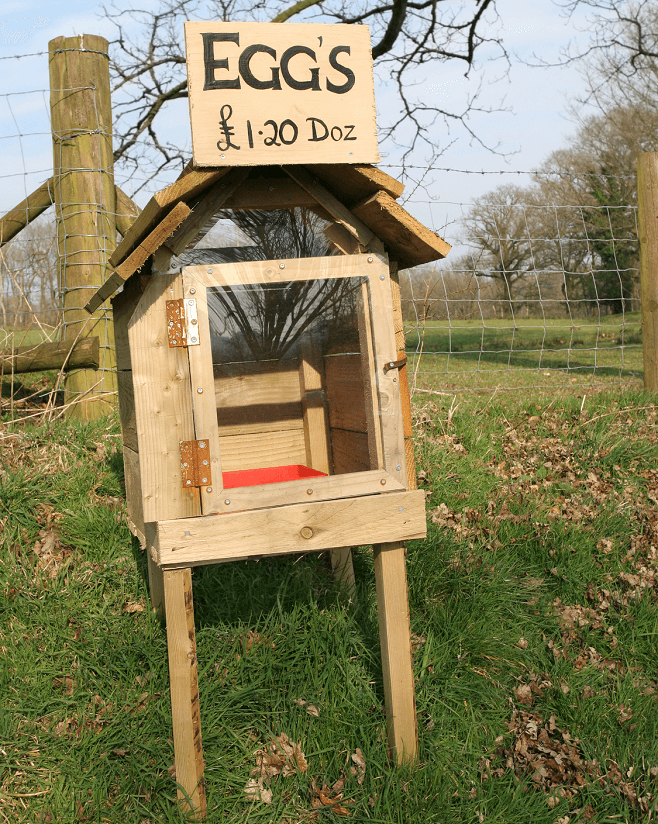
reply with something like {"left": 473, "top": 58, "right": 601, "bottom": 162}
{"left": 350, "top": 748, "right": 366, "bottom": 784}
{"left": 516, "top": 684, "right": 533, "bottom": 705}
{"left": 123, "top": 600, "right": 146, "bottom": 614}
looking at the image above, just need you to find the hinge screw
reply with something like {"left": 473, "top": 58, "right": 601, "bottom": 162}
{"left": 186, "top": 480, "right": 192, "bottom": 486}
{"left": 188, "top": 300, "right": 194, "bottom": 305}
{"left": 199, "top": 442, "right": 206, "bottom": 448}
{"left": 206, "top": 487, "right": 212, "bottom": 493}
{"left": 191, "top": 337, "right": 198, "bottom": 343}
{"left": 202, "top": 477, "right": 207, "bottom": 483}
{"left": 202, "top": 459, "right": 208, "bottom": 466}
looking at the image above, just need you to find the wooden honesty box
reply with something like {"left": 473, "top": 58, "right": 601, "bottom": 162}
{"left": 88, "top": 152, "right": 449, "bottom": 815}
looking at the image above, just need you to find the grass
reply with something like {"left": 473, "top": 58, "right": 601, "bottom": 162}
{"left": 405, "top": 313, "right": 644, "bottom": 391}
{"left": 1, "top": 388, "right": 658, "bottom": 822}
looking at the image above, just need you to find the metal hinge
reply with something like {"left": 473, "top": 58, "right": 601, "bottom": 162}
{"left": 180, "top": 440, "right": 212, "bottom": 489}
{"left": 166, "top": 298, "right": 200, "bottom": 347}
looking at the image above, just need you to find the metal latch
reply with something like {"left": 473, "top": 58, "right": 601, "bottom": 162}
{"left": 166, "top": 298, "right": 199, "bottom": 347}
{"left": 383, "top": 356, "right": 407, "bottom": 373}
{"left": 180, "top": 440, "right": 212, "bottom": 488}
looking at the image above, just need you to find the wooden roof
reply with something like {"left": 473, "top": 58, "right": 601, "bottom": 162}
{"left": 86, "top": 162, "right": 450, "bottom": 314}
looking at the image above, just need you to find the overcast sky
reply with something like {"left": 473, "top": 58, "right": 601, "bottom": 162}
{"left": 0, "top": 0, "right": 595, "bottom": 243}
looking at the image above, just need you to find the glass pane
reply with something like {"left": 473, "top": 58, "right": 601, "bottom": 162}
{"left": 206, "top": 277, "right": 374, "bottom": 484}
{"left": 170, "top": 207, "right": 336, "bottom": 269}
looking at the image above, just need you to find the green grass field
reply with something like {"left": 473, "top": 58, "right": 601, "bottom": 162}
{"left": 405, "top": 314, "right": 644, "bottom": 391}
{"left": 1, "top": 387, "right": 657, "bottom": 822}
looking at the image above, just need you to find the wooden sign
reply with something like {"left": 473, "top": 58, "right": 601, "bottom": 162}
{"left": 184, "top": 21, "right": 379, "bottom": 167}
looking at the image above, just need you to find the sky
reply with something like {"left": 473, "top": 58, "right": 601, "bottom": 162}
{"left": 0, "top": 0, "right": 596, "bottom": 244}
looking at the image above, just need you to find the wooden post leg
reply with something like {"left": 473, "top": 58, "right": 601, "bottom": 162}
{"left": 373, "top": 542, "right": 418, "bottom": 764}
{"left": 329, "top": 547, "right": 357, "bottom": 602}
{"left": 163, "top": 568, "right": 206, "bottom": 817}
{"left": 147, "top": 553, "right": 165, "bottom": 616}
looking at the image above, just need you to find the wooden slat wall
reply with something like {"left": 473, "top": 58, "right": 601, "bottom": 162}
{"left": 214, "top": 361, "right": 306, "bottom": 472}
{"left": 323, "top": 353, "right": 371, "bottom": 474}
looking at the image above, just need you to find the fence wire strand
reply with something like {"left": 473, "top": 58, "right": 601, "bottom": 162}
{"left": 402, "top": 192, "right": 642, "bottom": 394}
{"left": 0, "top": 48, "right": 647, "bottom": 420}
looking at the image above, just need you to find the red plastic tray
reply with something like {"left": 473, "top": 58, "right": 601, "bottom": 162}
{"left": 222, "top": 464, "right": 327, "bottom": 489}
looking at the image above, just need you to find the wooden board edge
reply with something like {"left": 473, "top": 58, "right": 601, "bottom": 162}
{"left": 108, "top": 167, "right": 231, "bottom": 268}
{"left": 352, "top": 190, "right": 451, "bottom": 267}
{"left": 156, "top": 490, "right": 427, "bottom": 568}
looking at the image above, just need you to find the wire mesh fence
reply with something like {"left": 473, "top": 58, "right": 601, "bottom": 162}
{"left": 0, "top": 60, "right": 118, "bottom": 420}
{"left": 0, "top": 45, "right": 648, "bottom": 423}
{"left": 398, "top": 177, "right": 643, "bottom": 395}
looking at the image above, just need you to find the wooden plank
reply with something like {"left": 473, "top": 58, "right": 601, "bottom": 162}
{"left": 163, "top": 568, "right": 206, "bottom": 815}
{"left": 373, "top": 542, "right": 418, "bottom": 764}
{"left": 0, "top": 177, "right": 53, "bottom": 246}
{"left": 367, "top": 262, "right": 406, "bottom": 485}
{"left": 86, "top": 201, "right": 191, "bottom": 314}
{"left": 638, "top": 153, "right": 658, "bottom": 392}
{"left": 306, "top": 163, "right": 404, "bottom": 205}
{"left": 324, "top": 222, "right": 363, "bottom": 255}
{"left": 324, "top": 354, "right": 368, "bottom": 432}
{"left": 358, "top": 280, "right": 385, "bottom": 470}
{"left": 123, "top": 445, "right": 145, "bottom": 544}
{"left": 218, "top": 417, "right": 303, "bottom": 438}
{"left": 283, "top": 166, "right": 385, "bottom": 254}
{"left": 329, "top": 547, "right": 356, "bottom": 600}
{"left": 184, "top": 22, "right": 378, "bottom": 167}
{"left": 218, "top": 429, "right": 307, "bottom": 472}
{"left": 108, "top": 166, "right": 231, "bottom": 269}
{"left": 165, "top": 168, "right": 250, "bottom": 257}
{"left": 155, "top": 490, "right": 426, "bottom": 567}
{"left": 390, "top": 265, "right": 416, "bottom": 489}
{"left": 330, "top": 428, "right": 370, "bottom": 474}
{"left": 115, "top": 185, "right": 141, "bottom": 237}
{"left": 213, "top": 468, "right": 401, "bottom": 514}
{"left": 128, "top": 273, "right": 200, "bottom": 523}
{"left": 215, "top": 363, "right": 302, "bottom": 409}
{"left": 184, "top": 276, "right": 224, "bottom": 514}
{"left": 117, "top": 370, "right": 138, "bottom": 452}
{"left": 0, "top": 337, "right": 98, "bottom": 373}
{"left": 298, "top": 335, "right": 331, "bottom": 473}
{"left": 111, "top": 271, "right": 150, "bottom": 372}
{"left": 222, "top": 177, "right": 317, "bottom": 210}
{"left": 144, "top": 523, "right": 165, "bottom": 616}
{"left": 351, "top": 190, "right": 451, "bottom": 270}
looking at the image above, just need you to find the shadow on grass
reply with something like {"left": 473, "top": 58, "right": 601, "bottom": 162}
{"left": 414, "top": 347, "right": 642, "bottom": 379}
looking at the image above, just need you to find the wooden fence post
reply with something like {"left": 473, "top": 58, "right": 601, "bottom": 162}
{"left": 638, "top": 153, "right": 658, "bottom": 392}
{"left": 49, "top": 34, "right": 117, "bottom": 419}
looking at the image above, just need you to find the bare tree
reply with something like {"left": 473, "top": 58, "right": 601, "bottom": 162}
{"left": 555, "top": 1, "right": 658, "bottom": 113}
{"left": 103, "top": 0, "right": 511, "bottom": 187}
{"left": 0, "top": 214, "right": 59, "bottom": 330}
{"left": 461, "top": 184, "right": 540, "bottom": 313}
